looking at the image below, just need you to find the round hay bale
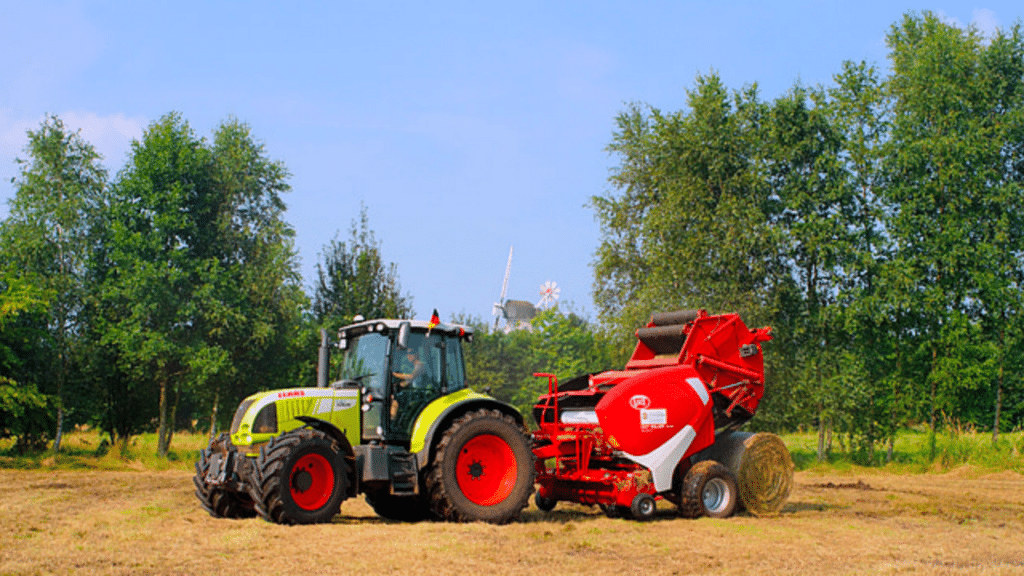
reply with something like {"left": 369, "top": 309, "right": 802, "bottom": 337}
{"left": 690, "top": 431, "right": 794, "bottom": 516}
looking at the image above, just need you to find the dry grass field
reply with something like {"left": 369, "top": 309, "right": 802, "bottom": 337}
{"left": 2, "top": 465, "right": 1023, "bottom": 575}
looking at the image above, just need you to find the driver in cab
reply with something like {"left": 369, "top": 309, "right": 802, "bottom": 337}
{"left": 391, "top": 349, "right": 425, "bottom": 418}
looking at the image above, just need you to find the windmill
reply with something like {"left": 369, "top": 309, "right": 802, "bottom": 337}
{"left": 536, "top": 281, "right": 561, "bottom": 310}
{"left": 492, "top": 246, "right": 538, "bottom": 332}
{"left": 492, "top": 246, "right": 513, "bottom": 330}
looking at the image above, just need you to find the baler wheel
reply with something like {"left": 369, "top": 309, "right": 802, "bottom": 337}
{"left": 427, "top": 408, "right": 535, "bottom": 523}
{"left": 193, "top": 433, "right": 256, "bottom": 519}
{"left": 630, "top": 494, "right": 657, "bottom": 521}
{"left": 534, "top": 492, "right": 557, "bottom": 512}
{"left": 679, "top": 460, "right": 738, "bottom": 519}
{"left": 249, "top": 428, "right": 350, "bottom": 525}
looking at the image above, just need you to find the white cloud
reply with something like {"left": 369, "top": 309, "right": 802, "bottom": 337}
{"left": 972, "top": 9, "right": 1000, "bottom": 38}
{"left": 936, "top": 10, "right": 963, "bottom": 29}
{"left": 0, "top": 111, "right": 38, "bottom": 158}
{"left": 60, "top": 111, "right": 146, "bottom": 168}
{"left": 935, "top": 8, "right": 1001, "bottom": 39}
{"left": 0, "top": 111, "right": 146, "bottom": 218}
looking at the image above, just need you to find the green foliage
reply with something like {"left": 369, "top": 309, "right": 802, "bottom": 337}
{"left": 0, "top": 377, "right": 55, "bottom": 453}
{"left": 199, "top": 117, "right": 310, "bottom": 431}
{"left": 594, "top": 11, "right": 1024, "bottom": 457}
{"left": 882, "top": 12, "right": 1024, "bottom": 449}
{"left": 0, "top": 114, "right": 108, "bottom": 450}
{"left": 91, "top": 113, "right": 307, "bottom": 453}
{"left": 783, "top": 427, "right": 1024, "bottom": 473}
{"left": 462, "top": 308, "right": 623, "bottom": 417}
{"left": 0, "top": 274, "right": 55, "bottom": 452}
{"left": 593, "top": 77, "right": 778, "bottom": 339}
{"left": 312, "top": 204, "right": 413, "bottom": 327}
{"left": 0, "top": 428, "right": 208, "bottom": 472}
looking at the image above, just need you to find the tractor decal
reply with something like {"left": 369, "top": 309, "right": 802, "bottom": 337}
{"left": 232, "top": 388, "right": 359, "bottom": 449}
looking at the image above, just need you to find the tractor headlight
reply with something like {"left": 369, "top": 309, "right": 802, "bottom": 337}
{"left": 230, "top": 399, "right": 255, "bottom": 434}
{"left": 252, "top": 403, "right": 278, "bottom": 434}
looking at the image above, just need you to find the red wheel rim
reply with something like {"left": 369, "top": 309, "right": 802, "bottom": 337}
{"left": 455, "top": 434, "right": 518, "bottom": 506}
{"left": 290, "top": 453, "right": 335, "bottom": 510}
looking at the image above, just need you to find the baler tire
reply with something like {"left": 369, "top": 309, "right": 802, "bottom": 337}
{"left": 426, "top": 408, "right": 535, "bottom": 523}
{"left": 630, "top": 493, "right": 657, "bottom": 521}
{"left": 193, "top": 433, "right": 256, "bottom": 519}
{"left": 534, "top": 492, "right": 557, "bottom": 512}
{"left": 249, "top": 428, "right": 350, "bottom": 525}
{"left": 679, "top": 460, "right": 738, "bottom": 519}
{"left": 366, "top": 492, "right": 436, "bottom": 522}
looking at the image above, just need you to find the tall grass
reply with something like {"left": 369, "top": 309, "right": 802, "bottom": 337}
{"left": 782, "top": 427, "right": 1024, "bottom": 474}
{"left": 3, "top": 427, "right": 1022, "bottom": 474}
{"left": 0, "top": 428, "right": 209, "bottom": 472}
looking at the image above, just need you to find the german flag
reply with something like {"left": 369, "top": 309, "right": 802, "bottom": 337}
{"left": 428, "top": 309, "right": 440, "bottom": 330}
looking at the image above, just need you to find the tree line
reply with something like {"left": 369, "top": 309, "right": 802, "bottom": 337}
{"left": 593, "top": 11, "right": 1024, "bottom": 462}
{"left": 2, "top": 12, "right": 1023, "bottom": 464}
{"left": 0, "top": 112, "right": 411, "bottom": 455}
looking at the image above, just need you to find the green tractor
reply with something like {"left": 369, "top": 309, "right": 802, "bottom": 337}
{"left": 194, "top": 317, "right": 535, "bottom": 524}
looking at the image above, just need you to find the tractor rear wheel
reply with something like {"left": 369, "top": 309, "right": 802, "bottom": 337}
{"left": 426, "top": 408, "right": 535, "bottom": 523}
{"left": 679, "top": 460, "right": 738, "bottom": 519}
{"left": 249, "top": 429, "right": 350, "bottom": 525}
{"left": 193, "top": 433, "right": 256, "bottom": 519}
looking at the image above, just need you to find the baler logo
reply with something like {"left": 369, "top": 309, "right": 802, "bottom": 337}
{"left": 277, "top": 390, "right": 305, "bottom": 399}
{"left": 629, "top": 394, "right": 651, "bottom": 410}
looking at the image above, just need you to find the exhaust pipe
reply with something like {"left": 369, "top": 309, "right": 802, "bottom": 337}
{"left": 317, "top": 328, "right": 329, "bottom": 388}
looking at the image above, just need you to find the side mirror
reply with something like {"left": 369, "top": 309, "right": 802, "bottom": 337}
{"left": 397, "top": 322, "right": 411, "bottom": 350}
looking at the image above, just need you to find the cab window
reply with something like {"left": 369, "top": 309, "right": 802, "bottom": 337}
{"left": 444, "top": 335, "right": 466, "bottom": 392}
{"left": 340, "top": 332, "right": 388, "bottom": 395}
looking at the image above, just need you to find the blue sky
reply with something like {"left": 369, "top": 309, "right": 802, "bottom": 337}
{"left": 1, "top": 2, "right": 1021, "bottom": 324}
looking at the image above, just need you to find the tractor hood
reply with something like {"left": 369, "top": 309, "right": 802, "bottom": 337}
{"left": 229, "top": 387, "right": 360, "bottom": 453}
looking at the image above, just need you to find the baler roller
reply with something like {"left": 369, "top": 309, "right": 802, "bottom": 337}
{"left": 650, "top": 309, "right": 702, "bottom": 327}
{"left": 636, "top": 325, "right": 688, "bottom": 355}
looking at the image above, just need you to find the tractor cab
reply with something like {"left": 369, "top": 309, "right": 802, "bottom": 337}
{"left": 330, "top": 319, "right": 471, "bottom": 445}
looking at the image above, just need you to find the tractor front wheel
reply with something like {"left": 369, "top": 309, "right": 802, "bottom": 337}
{"left": 427, "top": 408, "right": 535, "bottom": 523}
{"left": 249, "top": 429, "right": 350, "bottom": 525}
{"left": 193, "top": 433, "right": 256, "bottom": 519}
{"left": 679, "top": 460, "right": 738, "bottom": 519}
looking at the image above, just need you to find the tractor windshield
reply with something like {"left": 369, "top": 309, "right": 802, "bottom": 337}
{"left": 340, "top": 332, "right": 388, "bottom": 393}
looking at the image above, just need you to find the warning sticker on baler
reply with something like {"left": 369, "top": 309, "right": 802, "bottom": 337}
{"left": 640, "top": 408, "right": 667, "bottom": 426}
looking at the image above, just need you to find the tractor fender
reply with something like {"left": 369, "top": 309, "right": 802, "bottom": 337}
{"left": 409, "top": 389, "right": 524, "bottom": 470}
{"left": 294, "top": 416, "right": 356, "bottom": 459}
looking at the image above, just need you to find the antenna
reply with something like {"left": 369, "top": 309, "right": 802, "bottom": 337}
{"left": 493, "top": 246, "right": 513, "bottom": 330}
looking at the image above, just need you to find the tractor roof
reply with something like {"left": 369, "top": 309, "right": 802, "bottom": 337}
{"left": 339, "top": 318, "right": 474, "bottom": 339}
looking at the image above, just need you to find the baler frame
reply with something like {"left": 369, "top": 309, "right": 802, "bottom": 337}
{"left": 530, "top": 309, "right": 775, "bottom": 520}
